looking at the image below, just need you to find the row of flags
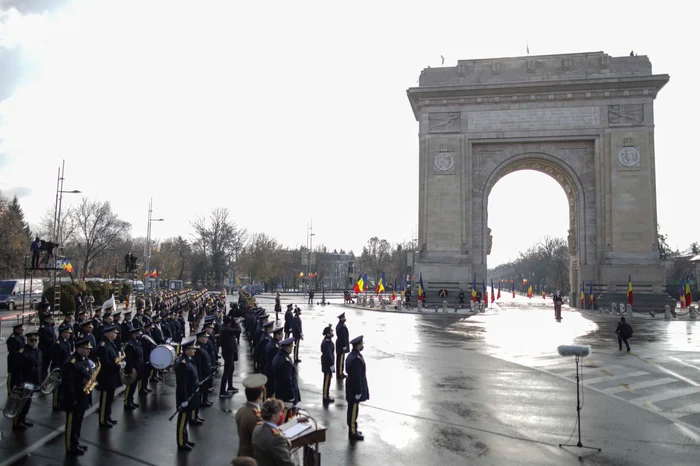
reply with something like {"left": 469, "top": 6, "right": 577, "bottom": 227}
{"left": 143, "top": 268, "right": 159, "bottom": 278}
{"left": 58, "top": 259, "right": 73, "bottom": 274}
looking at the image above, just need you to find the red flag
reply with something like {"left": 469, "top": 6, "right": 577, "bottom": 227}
{"left": 497, "top": 282, "right": 501, "bottom": 300}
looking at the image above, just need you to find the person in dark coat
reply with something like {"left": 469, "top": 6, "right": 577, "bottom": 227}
{"left": 321, "top": 324, "right": 335, "bottom": 404}
{"left": 335, "top": 313, "right": 349, "bottom": 379}
{"left": 272, "top": 337, "right": 300, "bottom": 421}
{"left": 615, "top": 316, "right": 633, "bottom": 352}
{"left": 219, "top": 316, "right": 239, "bottom": 398}
{"left": 291, "top": 308, "right": 303, "bottom": 363}
{"left": 175, "top": 336, "right": 200, "bottom": 452}
{"left": 62, "top": 337, "right": 95, "bottom": 455}
{"left": 38, "top": 314, "right": 57, "bottom": 381}
{"left": 283, "top": 305, "right": 293, "bottom": 339}
{"left": 123, "top": 327, "right": 144, "bottom": 410}
{"left": 345, "top": 335, "right": 369, "bottom": 441}
{"left": 139, "top": 322, "right": 156, "bottom": 395}
{"left": 193, "top": 331, "right": 213, "bottom": 422}
{"left": 9, "top": 331, "right": 42, "bottom": 430}
{"left": 254, "top": 321, "right": 274, "bottom": 377}
{"left": 96, "top": 325, "right": 121, "bottom": 428}
{"left": 265, "top": 326, "right": 283, "bottom": 398}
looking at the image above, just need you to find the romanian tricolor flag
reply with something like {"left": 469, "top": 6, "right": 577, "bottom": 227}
{"left": 65, "top": 261, "right": 73, "bottom": 273}
{"left": 527, "top": 284, "right": 533, "bottom": 299}
{"left": 497, "top": 282, "right": 501, "bottom": 300}
{"left": 511, "top": 280, "right": 515, "bottom": 298}
{"left": 580, "top": 280, "right": 585, "bottom": 307}
{"left": 352, "top": 274, "right": 364, "bottom": 294}
{"left": 363, "top": 273, "right": 368, "bottom": 291}
{"left": 627, "top": 274, "right": 634, "bottom": 306}
{"left": 391, "top": 279, "right": 397, "bottom": 301}
{"left": 680, "top": 280, "right": 686, "bottom": 309}
{"left": 589, "top": 280, "right": 594, "bottom": 306}
{"left": 542, "top": 281, "right": 546, "bottom": 299}
{"left": 685, "top": 276, "right": 693, "bottom": 307}
{"left": 471, "top": 273, "right": 477, "bottom": 302}
{"left": 401, "top": 277, "right": 406, "bottom": 296}
{"left": 298, "top": 271, "right": 304, "bottom": 278}
{"left": 417, "top": 273, "right": 425, "bottom": 302}
{"left": 375, "top": 273, "right": 385, "bottom": 295}
{"left": 150, "top": 268, "right": 157, "bottom": 278}
{"left": 490, "top": 279, "right": 495, "bottom": 303}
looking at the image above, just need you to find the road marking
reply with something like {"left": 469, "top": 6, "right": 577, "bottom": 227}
{"left": 669, "top": 356, "right": 700, "bottom": 373}
{"left": 584, "top": 370, "right": 648, "bottom": 385}
{"left": 630, "top": 386, "right": 700, "bottom": 405}
{"left": 601, "top": 377, "right": 677, "bottom": 395}
{"left": 665, "top": 403, "right": 700, "bottom": 419}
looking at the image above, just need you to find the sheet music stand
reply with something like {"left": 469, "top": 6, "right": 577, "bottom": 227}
{"left": 279, "top": 418, "right": 327, "bottom": 466}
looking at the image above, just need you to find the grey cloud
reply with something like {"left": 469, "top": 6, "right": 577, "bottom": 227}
{"left": 0, "top": 0, "right": 69, "bottom": 15}
{"left": 3, "top": 186, "right": 32, "bottom": 198}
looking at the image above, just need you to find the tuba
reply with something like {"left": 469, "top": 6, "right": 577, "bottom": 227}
{"left": 3, "top": 383, "right": 37, "bottom": 419}
{"left": 83, "top": 360, "right": 101, "bottom": 394}
{"left": 39, "top": 368, "right": 62, "bottom": 395}
{"left": 118, "top": 350, "right": 137, "bottom": 385}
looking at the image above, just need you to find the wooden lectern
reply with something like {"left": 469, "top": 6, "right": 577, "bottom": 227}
{"left": 279, "top": 418, "right": 327, "bottom": 466}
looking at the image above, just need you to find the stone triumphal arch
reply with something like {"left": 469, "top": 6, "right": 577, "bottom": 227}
{"left": 407, "top": 52, "right": 672, "bottom": 307}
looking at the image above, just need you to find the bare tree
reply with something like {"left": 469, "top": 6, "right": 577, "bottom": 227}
{"left": 192, "top": 208, "right": 248, "bottom": 288}
{"left": 358, "top": 237, "right": 392, "bottom": 284}
{"left": 66, "top": 198, "right": 130, "bottom": 279}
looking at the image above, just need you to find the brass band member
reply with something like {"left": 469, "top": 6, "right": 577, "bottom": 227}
{"left": 96, "top": 325, "right": 121, "bottom": 428}
{"left": 175, "top": 336, "right": 199, "bottom": 452}
{"left": 9, "top": 331, "right": 42, "bottom": 430}
{"left": 321, "top": 324, "right": 335, "bottom": 405}
{"left": 62, "top": 337, "right": 95, "bottom": 456}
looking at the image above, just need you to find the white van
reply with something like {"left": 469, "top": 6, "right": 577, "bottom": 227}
{"left": 0, "top": 279, "right": 45, "bottom": 311}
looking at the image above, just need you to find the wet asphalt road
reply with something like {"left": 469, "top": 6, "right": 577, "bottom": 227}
{"left": 1, "top": 293, "right": 699, "bottom": 465}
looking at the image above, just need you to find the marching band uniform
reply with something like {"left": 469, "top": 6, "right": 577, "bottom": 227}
{"left": 139, "top": 322, "right": 156, "bottom": 395}
{"left": 272, "top": 337, "right": 300, "bottom": 421}
{"left": 51, "top": 325, "right": 73, "bottom": 410}
{"left": 283, "top": 305, "right": 293, "bottom": 339}
{"left": 291, "top": 309, "right": 303, "bottom": 363}
{"left": 62, "top": 337, "right": 95, "bottom": 456}
{"left": 335, "top": 313, "right": 349, "bottom": 379}
{"left": 10, "top": 331, "right": 41, "bottom": 429}
{"left": 254, "top": 321, "right": 274, "bottom": 376}
{"left": 346, "top": 335, "right": 369, "bottom": 441}
{"left": 96, "top": 325, "right": 120, "bottom": 428}
{"left": 123, "top": 327, "right": 144, "bottom": 410}
{"left": 6, "top": 323, "right": 26, "bottom": 396}
{"left": 321, "top": 325, "right": 335, "bottom": 404}
{"left": 175, "top": 336, "right": 199, "bottom": 451}
{"left": 193, "top": 331, "right": 213, "bottom": 422}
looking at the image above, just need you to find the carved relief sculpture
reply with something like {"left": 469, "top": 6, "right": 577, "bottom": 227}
{"left": 608, "top": 104, "right": 644, "bottom": 124}
{"left": 487, "top": 228, "right": 493, "bottom": 255}
{"left": 567, "top": 228, "right": 577, "bottom": 255}
{"left": 428, "top": 113, "right": 461, "bottom": 133}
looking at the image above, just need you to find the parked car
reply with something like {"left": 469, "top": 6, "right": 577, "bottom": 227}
{"left": 0, "top": 279, "right": 45, "bottom": 311}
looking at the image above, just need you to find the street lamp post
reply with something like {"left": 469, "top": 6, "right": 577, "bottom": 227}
{"left": 144, "top": 198, "right": 164, "bottom": 292}
{"left": 52, "top": 160, "right": 81, "bottom": 248}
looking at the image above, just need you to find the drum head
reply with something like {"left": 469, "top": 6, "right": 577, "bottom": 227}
{"left": 150, "top": 344, "right": 176, "bottom": 369}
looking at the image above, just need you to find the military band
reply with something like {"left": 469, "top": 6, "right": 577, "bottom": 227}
{"left": 8, "top": 330, "right": 41, "bottom": 429}
{"left": 62, "top": 337, "right": 96, "bottom": 455}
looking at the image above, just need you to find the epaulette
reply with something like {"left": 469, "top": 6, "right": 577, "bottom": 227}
{"left": 70, "top": 358, "right": 76, "bottom": 363}
{"left": 286, "top": 357, "right": 291, "bottom": 362}
{"left": 253, "top": 408, "right": 261, "bottom": 417}
{"left": 180, "top": 359, "right": 186, "bottom": 364}
{"left": 272, "top": 428, "right": 281, "bottom": 436}
{"left": 100, "top": 342, "right": 105, "bottom": 347}
{"left": 256, "top": 421, "right": 263, "bottom": 426}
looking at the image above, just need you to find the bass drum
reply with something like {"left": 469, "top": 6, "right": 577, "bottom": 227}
{"left": 150, "top": 344, "right": 176, "bottom": 369}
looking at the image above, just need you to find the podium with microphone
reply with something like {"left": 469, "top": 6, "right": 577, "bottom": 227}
{"left": 556, "top": 345, "right": 601, "bottom": 459}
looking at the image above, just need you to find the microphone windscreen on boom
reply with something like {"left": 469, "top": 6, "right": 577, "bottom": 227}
{"left": 557, "top": 345, "right": 591, "bottom": 357}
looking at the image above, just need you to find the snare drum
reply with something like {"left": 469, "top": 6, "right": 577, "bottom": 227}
{"left": 150, "top": 344, "right": 176, "bottom": 369}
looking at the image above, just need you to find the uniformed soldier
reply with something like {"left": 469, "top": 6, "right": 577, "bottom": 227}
{"left": 38, "top": 315, "right": 57, "bottom": 381}
{"left": 219, "top": 316, "right": 239, "bottom": 398}
{"left": 91, "top": 307, "right": 104, "bottom": 343}
{"left": 51, "top": 324, "right": 73, "bottom": 410}
{"left": 274, "top": 292, "right": 282, "bottom": 320}
{"left": 175, "top": 336, "right": 199, "bottom": 452}
{"left": 192, "top": 330, "right": 213, "bottom": 423}
{"left": 6, "top": 323, "right": 26, "bottom": 395}
{"left": 120, "top": 311, "right": 134, "bottom": 338}
{"left": 335, "top": 312, "right": 349, "bottom": 379}
{"left": 9, "top": 330, "right": 41, "bottom": 430}
{"left": 111, "top": 312, "right": 123, "bottom": 348}
{"left": 235, "top": 374, "right": 266, "bottom": 458}
{"left": 139, "top": 321, "right": 156, "bottom": 395}
{"left": 405, "top": 288, "right": 412, "bottom": 304}
{"left": 252, "top": 399, "right": 296, "bottom": 466}
{"left": 283, "top": 304, "right": 293, "bottom": 339}
{"left": 62, "top": 337, "right": 95, "bottom": 456}
{"left": 321, "top": 324, "right": 335, "bottom": 405}
{"left": 78, "top": 321, "right": 97, "bottom": 363}
{"left": 59, "top": 313, "right": 75, "bottom": 346}
{"left": 458, "top": 289, "right": 466, "bottom": 306}
{"left": 254, "top": 321, "right": 274, "bottom": 376}
{"left": 272, "top": 337, "right": 300, "bottom": 421}
{"left": 133, "top": 306, "right": 145, "bottom": 329}
{"left": 291, "top": 308, "right": 303, "bottom": 363}
{"left": 346, "top": 335, "right": 369, "bottom": 441}
{"left": 73, "top": 309, "right": 88, "bottom": 336}
{"left": 96, "top": 325, "right": 121, "bottom": 428}
{"left": 264, "top": 326, "right": 284, "bottom": 397}
{"left": 123, "top": 327, "right": 144, "bottom": 410}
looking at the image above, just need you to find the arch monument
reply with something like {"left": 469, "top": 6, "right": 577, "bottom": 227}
{"left": 407, "top": 51, "right": 674, "bottom": 309}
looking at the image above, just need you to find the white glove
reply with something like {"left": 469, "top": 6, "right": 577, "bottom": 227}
{"left": 180, "top": 402, "right": 188, "bottom": 409}
{"left": 355, "top": 394, "right": 361, "bottom": 400}
{"left": 330, "top": 366, "right": 335, "bottom": 373}
{"left": 343, "top": 347, "right": 347, "bottom": 352}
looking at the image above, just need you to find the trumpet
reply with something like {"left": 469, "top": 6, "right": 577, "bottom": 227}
{"left": 83, "top": 360, "right": 101, "bottom": 395}
{"left": 38, "top": 369, "right": 62, "bottom": 395}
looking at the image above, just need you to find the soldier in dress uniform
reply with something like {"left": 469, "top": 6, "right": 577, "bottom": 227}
{"left": 252, "top": 399, "right": 296, "bottom": 466}
{"left": 51, "top": 324, "right": 73, "bottom": 410}
{"left": 335, "top": 312, "right": 349, "bottom": 379}
{"left": 175, "top": 336, "right": 199, "bottom": 452}
{"left": 139, "top": 321, "right": 156, "bottom": 395}
{"left": 346, "top": 335, "right": 369, "bottom": 441}
{"left": 264, "top": 326, "right": 284, "bottom": 397}
{"left": 121, "top": 311, "right": 134, "bottom": 338}
{"left": 78, "top": 321, "right": 98, "bottom": 363}
{"left": 321, "top": 324, "right": 335, "bottom": 405}
{"left": 123, "top": 327, "right": 144, "bottom": 410}
{"left": 73, "top": 310, "right": 88, "bottom": 336}
{"left": 235, "top": 374, "right": 266, "bottom": 458}
{"left": 62, "top": 337, "right": 95, "bottom": 456}
{"left": 283, "top": 304, "right": 293, "bottom": 339}
{"left": 111, "top": 312, "right": 123, "bottom": 348}
{"left": 59, "top": 313, "right": 75, "bottom": 346}
{"left": 254, "top": 321, "right": 274, "bottom": 376}
{"left": 272, "top": 337, "right": 300, "bottom": 422}
{"left": 91, "top": 307, "right": 104, "bottom": 342}
{"left": 133, "top": 306, "right": 145, "bottom": 329}
{"left": 458, "top": 289, "right": 466, "bottom": 307}
{"left": 9, "top": 331, "right": 41, "bottom": 430}
{"left": 96, "top": 325, "right": 121, "bottom": 428}
{"left": 291, "top": 308, "right": 303, "bottom": 364}
{"left": 192, "top": 330, "right": 213, "bottom": 423}
{"left": 38, "top": 314, "right": 57, "bottom": 381}
{"left": 219, "top": 316, "right": 239, "bottom": 398}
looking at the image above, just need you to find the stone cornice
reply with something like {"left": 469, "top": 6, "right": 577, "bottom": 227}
{"left": 406, "top": 75, "right": 669, "bottom": 120}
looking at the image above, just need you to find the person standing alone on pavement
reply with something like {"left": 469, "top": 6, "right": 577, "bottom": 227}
{"left": 615, "top": 316, "right": 633, "bottom": 352}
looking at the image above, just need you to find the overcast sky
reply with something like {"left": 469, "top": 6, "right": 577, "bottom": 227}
{"left": 0, "top": 0, "right": 697, "bottom": 267}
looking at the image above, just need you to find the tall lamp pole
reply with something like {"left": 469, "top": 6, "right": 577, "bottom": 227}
{"left": 144, "top": 198, "right": 164, "bottom": 292}
{"left": 308, "top": 220, "right": 315, "bottom": 290}
{"left": 52, "top": 160, "right": 81, "bottom": 247}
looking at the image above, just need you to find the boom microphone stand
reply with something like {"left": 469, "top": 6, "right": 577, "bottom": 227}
{"left": 557, "top": 345, "right": 601, "bottom": 459}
